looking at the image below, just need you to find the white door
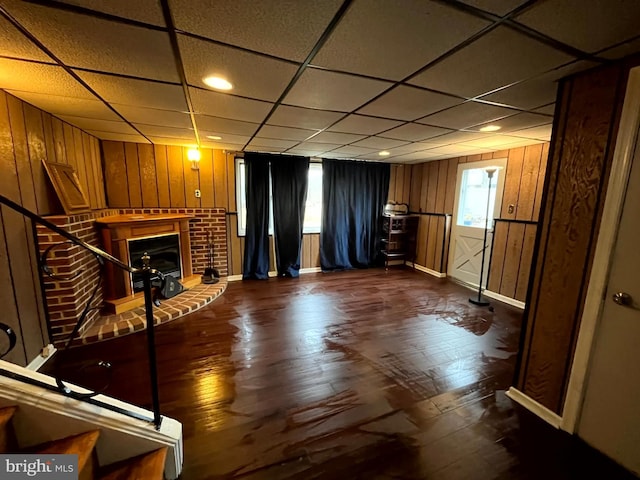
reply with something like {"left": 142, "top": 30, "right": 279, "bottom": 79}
{"left": 577, "top": 130, "right": 640, "bottom": 474}
{"left": 449, "top": 159, "right": 507, "bottom": 287}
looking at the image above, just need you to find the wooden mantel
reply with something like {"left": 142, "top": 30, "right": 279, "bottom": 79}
{"left": 96, "top": 213, "right": 194, "bottom": 308}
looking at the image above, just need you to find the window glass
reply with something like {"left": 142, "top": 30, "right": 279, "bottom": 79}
{"left": 456, "top": 168, "right": 499, "bottom": 228}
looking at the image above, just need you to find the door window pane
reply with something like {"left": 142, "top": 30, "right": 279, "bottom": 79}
{"left": 456, "top": 168, "right": 499, "bottom": 228}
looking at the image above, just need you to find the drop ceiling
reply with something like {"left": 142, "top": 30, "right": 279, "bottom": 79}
{"left": 0, "top": 0, "right": 639, "bottom": 163}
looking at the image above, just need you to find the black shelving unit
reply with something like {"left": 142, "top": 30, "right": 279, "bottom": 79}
{"left": 381, "top": 214, "right": 419, "bottom": 269}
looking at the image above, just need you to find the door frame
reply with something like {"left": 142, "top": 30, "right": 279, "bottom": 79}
{"left": 561, "top": 67, "right": 640, "bottom": 433}
{"left": 448, "top": 158, "right": 507, "bottom": 288}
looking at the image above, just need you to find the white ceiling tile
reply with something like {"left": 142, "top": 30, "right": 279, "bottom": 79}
{"left": 134, "top": 124, "right": 196, "bottom": 140}
{"left": 423, "top": 144, "right": 492, "bottom": 155}
{"left": 458, "top": 0, "right": 528, "bottom": 16}
{"left": 0, "top": 59, "right": 93, "bottom": 98}
{"left": 58, "top": 115, "right": 139, "bottom": 134}
{"left": 309, "top": 131, "right": 367, "bottom": 144}
{"left": 171, "top": 0, "right": 343, "bottom": 62}
{"left": 424, "top": 131, "right": 488, "bottom": 145}
{"left": 189, "top": 87, "right": 273, "bottom": 123}
{"left": 114, "top": 104, "right": 192, "bottom": 128}
{"left": 200, "top": 142, "right": 244, "bottom": 151}
{"left": 257, "top": 125, "right": 318, "bottom": 141}
{"left": 351, "top": 137, "right": 410, "bottom": 150}
{"left": 599, "top": 36, "right": 640, "bottom": 60}
{"left": 532, "top": 104, "right": 555, "bottom": 116}
{"left": 86, "top": 131, "right": 150, "bottom": 143}
{"left": 514, "top": 0, "right": 640, "bottom": 53}
{"left": 199, "top": 131, "right": 250, "bottom": 145}
{"left": 358, "top": 85, "right": 462, "bottom": 121}
{"left": 508, "top": 125, "right": 553, "bottom": 141}
{"left": 418, "top": 101, "right": 515, "bottom": 130}
{"left": 147, "top": 137, "right": 198, "bottom": 147}
{"left": 194, "top": 115, "right": 259, "bottom": 136}
{"left": 486, "top": 138, "right": 543, "bottom": 149}
{"left": 283, "top": 68, "right": 392, "bottom": 112}
{"left": 53, "top": 0, "right": 166, "bottom": 26}
{"left": 267, "top": 105, "right": 345, "bottom": 130}
{"left": 247, "top": 138, "right": 299, "bottom": 149}
{"left": 388, "top": 151, "right": 444, "bottom": 162}
{"left": 179, "top": 34, "right": 297, "bottom": 102}
{"left": 327, "top": 114, "right": 403, "bottom": 135}
{"left": 330, "top": 145, "right": 378, "bottom": 156}
{"left": 379, "top": 123, "right": 453, "bottom": 142}
{"left": 75, "top": 71, "right": 187, "bottom": 111}
{"left": 5, "top": 2, "right": 179, "bottom": 81}
{"left": 409, "top": 26, "right": 574, "bottom": 97}
{"left": 469, "top": 113, "right": 551, "bottom": 133}
{"left": 459, "top": 135, "right": 530, "bottom": 148}
{"left": 294, "top": 142, "right": 343, "bottom": 153}
{"left": 385, "top": 143, "right": 441, "bottom": 156}
{"left": 312, "top": 0, "right": 489, "bottom": 80}
{"left": 287, "top": 147, "right": 334, "bottom": 157}
{"left": 6, "top": 91, "right": 120, "bottom": 120}
{"left": 245, "top": 146, "right": 287, "bottom": 153}
{"left": 0, "top": 14, "right": 52, "bottom": 62}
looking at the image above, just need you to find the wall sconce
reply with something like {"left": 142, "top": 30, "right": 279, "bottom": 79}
{"left": 187, "top": 148, "right": 201, "bottom": 170}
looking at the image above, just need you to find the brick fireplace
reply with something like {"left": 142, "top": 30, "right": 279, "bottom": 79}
{"left": 36, "top": 208, "right": 228, "bottom": 346}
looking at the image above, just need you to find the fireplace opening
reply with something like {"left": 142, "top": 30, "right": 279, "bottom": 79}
{"left": 128, "top": 234, "right": 182, "bottom": 292}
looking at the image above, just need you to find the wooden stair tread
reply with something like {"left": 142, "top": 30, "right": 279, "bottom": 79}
{"left": 34, "top": 430, "right": 100, "bottom": 473}
{"left": 99, "top": 447, "right": 167, "bottom": 480}
{"left": 0, "top": 406, "right": 18, "bottom": 453}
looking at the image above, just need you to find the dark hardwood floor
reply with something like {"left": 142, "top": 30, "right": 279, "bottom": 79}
{"left": 43, "top": 268, "right": 636, "bottom": 479}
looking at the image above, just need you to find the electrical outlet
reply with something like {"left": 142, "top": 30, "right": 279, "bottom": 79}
{"left": 195, "top": 189, "right": 201, "bottom": 198}
{"left": 508, "top": 204, "right": 515, "bottom": 214}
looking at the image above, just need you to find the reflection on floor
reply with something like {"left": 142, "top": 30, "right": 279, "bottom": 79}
{"left": 43, "top": 268, "right": 636, "bottom": 479}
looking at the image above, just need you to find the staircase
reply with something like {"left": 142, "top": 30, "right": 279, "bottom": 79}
{"left": 0, "top": 406, "right": 167, "bottom": 479}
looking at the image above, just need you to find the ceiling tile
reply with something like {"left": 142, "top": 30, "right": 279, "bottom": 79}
{"left": 385, "top": 142, "right": 440, "bottom": 156}
{"left": 0, "top": 59, "right": 93, "bottom": 98}
{"left": 458, "top": 0, "right": 528, "bottom": 16}
{"left": 424, "top": 131, "right": 488, "bottom": 145}
{"left": 170, "top": 0, "right": 343, "bottom": 62}
{"left": 417, "top": 101, "right": 515, "bottom": 130}
{"left": 379, "top": 123, "right": 453, "bottom": 142}
{"left": 459, "top": 135, "right": 530, "bottom": 148}
{"left": 267, "top": 105, "right": 345, "bottom": 130}
{"left": 351, "top": 137, "right": 410, "bottom": 150}
{"left": 508, "top": 124, "right": 553, "bottom": 141}
{"left": 327, "top": 114, "right": 403, "bottom": 135}
{"left": 257, "top": 125, "right": 318, "bottom": 141}
{"left": 6, "top": 91, "right": 120, "bottom": 120}
{"left": 532, "top": 104, "right": 555, "bottom": 116}
{"left": 194, "top": 115, "right": 259, "bottom": 136}
{"left": 424, "top": 144, "right": 494, "bottom": 155}
{"left": 114, "top": 104, "right": 192, "bottom": 128}
{"left": 135, "top": 124, "right": 196, "bottom": 140}
{"left": 514, "top": 0, "right": 640, "bottom": 53}
{"left": 599, "top": 36, "right": 640, "bottom": 60}
{"left": 330, "top": 145, "right": 378, "bottom": 156}
{"left": 283, "top": 68, "right": 392, "bottom": 112}
{"left": 75, "top": 71, "right": 187, "bottom": 111}
{"left": 57, "top": 115, "right": 139, "bottom": 134}
{"left": 358, "top": 85, "right": 462, "bottom": 121}
{"left": 293, "top": 142, "right": 343, "bottom": 154}
{"left": 470, "top": 113, "right": 551, "bottom": 133}
{"left": 5, "top": 2, "right": 179, "bottom": 82}
{"left": 309, "top": 131, "right": 367, "bottom": 144}
{"left": 86, "top": 131, "right": 150, "bottom": 143}
{"left": 247, "top": 138, "right": 299, "bottom": 149}
{"left": 388, "top": 151, "right": 444, "bottom": 162}
{"left": 0, "top": 14, "right": 52, "bottom": 62}
{"left": 199, "top": 140, "right": 244, "bottom": 151}
{"left": 53, "top": 0, "right": 166, "bottom": 26}
{"left": 147, "top": 137, "right": 198, "bottom": 147}
{"left": 409, "top": 26, "right": 574, "bottom": 97}
{"left": 199, "top": 131, "right": 250, "bottom": 145}
{"left": 179, "top": 34, "right": 297, "bottom": 102}
{"left": 312, "top": 0, "right": 489, "bottom": 80}
{"left": 189, "top": 87, "right": 273, "bottom": 123}
{"left": 245, "top": 146, "right": 287, "bottom": 154}
{"left": 287, "top": 146, "right": 335, "bottom": 157}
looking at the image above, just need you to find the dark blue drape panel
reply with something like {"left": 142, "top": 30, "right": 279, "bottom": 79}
{"left": 320, "top": 159, "right": 390, "bottom": 271}
{"left": 271, "top": 155, "right": 309, "bottom": 278}
{"left": 242, "top": 153, "right": 270, "bottom": 280}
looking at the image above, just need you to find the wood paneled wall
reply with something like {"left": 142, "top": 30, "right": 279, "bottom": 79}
{"left": 517, "top": 62, "right": 629, "bottom": 414}
{"left": 0, "top": 91, "right": 105, "bottom": 365}
{"left": 388, "top": 144, "right": 549, "bottom": 287}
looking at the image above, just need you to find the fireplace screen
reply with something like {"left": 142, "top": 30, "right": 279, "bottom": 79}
{"left": 128, "top": 234, "right": 182, "bottom": 292}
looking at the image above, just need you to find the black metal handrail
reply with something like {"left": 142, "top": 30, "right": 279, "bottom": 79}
{"left": 0, "top": 194, "right": 163, "bottom": 430}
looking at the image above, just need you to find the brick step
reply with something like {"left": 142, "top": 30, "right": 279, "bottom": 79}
{"left": 98, "top": 447, "right": 167, "bottom": 480}
{"left": 0, "top": 406, "right": 17, "bottom": 453}
{"left": 31, "top": 430, "right": 100, "bottom": 480}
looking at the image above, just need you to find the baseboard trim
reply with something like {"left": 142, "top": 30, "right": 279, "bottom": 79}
{"left": 506, "top": 387, "right": 562, "bottom": 428}
{"left": 483, "top": 290, "right": 526, "bottom": 310}
{"left": 26, "top": 344, "right": 57, "bottom": 371}
{"left": 228, "top": 267, "right": 322, "bottom": 282}
{"left": 412, "top": 263, "right": 447, "bottom": 278}
{"left": 300, "top": 267, "right": 322, "bottom": 274}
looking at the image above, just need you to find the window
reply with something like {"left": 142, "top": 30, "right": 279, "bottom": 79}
{"left": 456, "top": 167, "right": 500, "bottom": 228}
{"left": 236, "top": 159, "right": 322, "bottom": 236}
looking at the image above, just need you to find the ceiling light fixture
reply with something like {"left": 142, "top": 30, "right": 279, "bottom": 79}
{"left": 479, "top": 125, "right": 501, "bottom": 132}
{"left": 206, "top": 135, "right": 222, "bottom": 140}
{"left": 187, "top": 148, "right": 201, "bottom": 170}
{"left": 378, "top": 151, "right": 390, "bottom": 156}
{"left": 203, "top": 76, "right": 233, "bottom": 90}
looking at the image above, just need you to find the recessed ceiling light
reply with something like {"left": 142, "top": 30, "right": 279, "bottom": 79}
{"left": 378, "top": 151, "right": 390, "bottom": 156}
{"left": 479, "top": 125, "right": 501, "bottom": 132}
{"left": 206, "top": 135, "right": 222, "bottom": 140}
{"left": 203, "top": 76, "right": 233, "bottom": 90}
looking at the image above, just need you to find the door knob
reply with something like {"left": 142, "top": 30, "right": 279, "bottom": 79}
{"left": 612, "top": 292, "right": 632, "bottom": 306}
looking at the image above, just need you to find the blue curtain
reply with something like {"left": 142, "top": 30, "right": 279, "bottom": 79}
{"left": 242, "top": 153, "right": 270, "bottom": 280}
{"left": 320, "top": 159, "right": 390, "bottom": 270}
{"left": 271, "top": 155, "right": 309, "bottom": 278}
